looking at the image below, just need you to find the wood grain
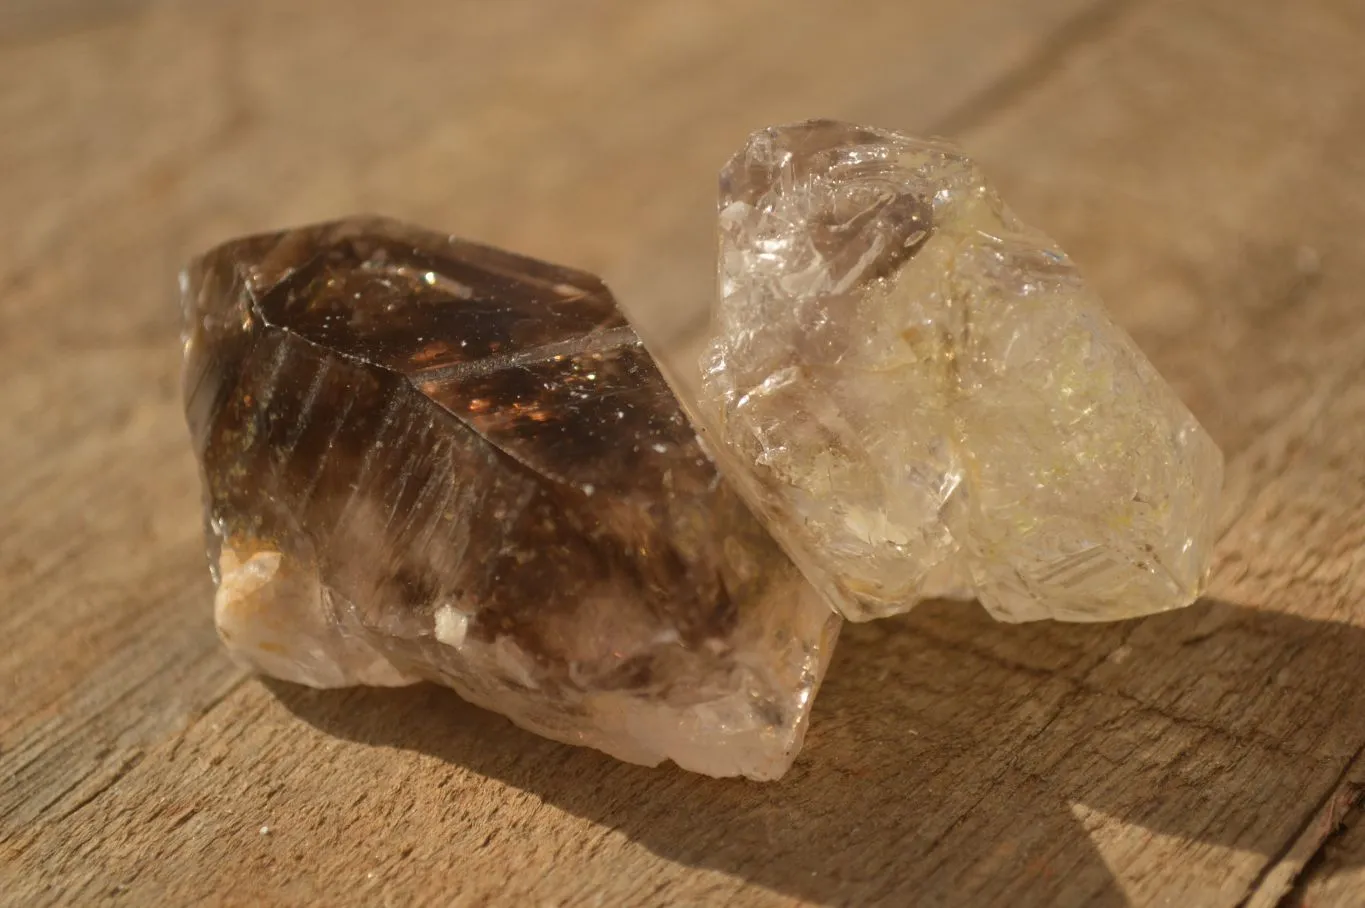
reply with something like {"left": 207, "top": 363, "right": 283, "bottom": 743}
{"left": 2, "top": 0, "right": 1363, "bottom": 905}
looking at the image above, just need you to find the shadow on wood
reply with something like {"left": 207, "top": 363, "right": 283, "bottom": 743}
{"left": 267, "top": 596, "right": 1365, "bottom": 905}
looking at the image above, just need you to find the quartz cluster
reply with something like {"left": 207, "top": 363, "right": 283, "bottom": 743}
{"left": 697, "top": 120, "right": 1223, "bottom": 623}
{"left": 182, "top": 217, "right": 838, "bottom": 780}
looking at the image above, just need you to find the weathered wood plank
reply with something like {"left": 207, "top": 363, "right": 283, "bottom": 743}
{"left": 3, "top": 0, "right": 1363, "bottom": 905}
{"left": 0, "top": 0, "right": 1107, "bottom": 845}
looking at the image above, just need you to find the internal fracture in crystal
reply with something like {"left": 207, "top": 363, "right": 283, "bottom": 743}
{"left": 182, "top": 217, "right": 839, "bottom": 780}
{"left": 698, "top": 120, "right": 1224, "bottom": 622}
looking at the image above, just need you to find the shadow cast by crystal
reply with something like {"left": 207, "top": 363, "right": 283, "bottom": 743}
{"left": 267, "top": 597, "right": 1365, "bottom": 906}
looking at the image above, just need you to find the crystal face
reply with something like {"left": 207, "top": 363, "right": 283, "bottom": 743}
{"left": 699, "top": 121, "right": 1224, "bottom": 622}
{"left": 182, "top": 216, "right": 839, "bottom": 780}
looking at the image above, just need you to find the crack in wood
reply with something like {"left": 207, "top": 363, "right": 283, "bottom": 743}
{"left": 1237, "top": 745, "right": 1365, "bottom": 908}
{"left": 1278, "top": 782, "right": 1365, "bottom": 907}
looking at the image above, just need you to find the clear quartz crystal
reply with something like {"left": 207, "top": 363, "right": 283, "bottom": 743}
{"left": 699, "top": 120, "right": 1224, "bottom": 622}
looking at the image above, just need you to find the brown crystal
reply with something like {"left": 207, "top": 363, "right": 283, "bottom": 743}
{"left": 182, "top": 216, "right": 838, "bottom": 779}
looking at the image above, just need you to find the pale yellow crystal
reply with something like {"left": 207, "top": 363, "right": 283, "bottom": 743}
{"left": 699, "top": 120, "right": 1223, "bottom": 622}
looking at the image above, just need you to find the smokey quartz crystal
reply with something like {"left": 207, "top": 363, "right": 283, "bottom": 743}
{"left": 182, "top": 216, "right": 839, "bottom": 780}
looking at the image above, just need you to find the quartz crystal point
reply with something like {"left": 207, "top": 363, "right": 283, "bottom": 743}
{"left": 182, "top": 216, "right": 839, "bottom": 780}
{"left": 699, "top": 121, "right": 1224, "bottom": 622}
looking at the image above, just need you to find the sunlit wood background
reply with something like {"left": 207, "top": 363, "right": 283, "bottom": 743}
{"left": 4, "top": 1, "right": 1365, "bottom": 905}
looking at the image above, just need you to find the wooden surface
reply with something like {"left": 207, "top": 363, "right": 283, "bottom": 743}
{"left": 3, "top": 1, "right": 1364, "bottom": 905}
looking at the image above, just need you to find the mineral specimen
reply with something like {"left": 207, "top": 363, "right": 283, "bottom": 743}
{"left": 699, "top": 120, "right": 1223, "bottom": 622}
{"left": 182, "top": 216, "right": 838, "bottom": 780}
